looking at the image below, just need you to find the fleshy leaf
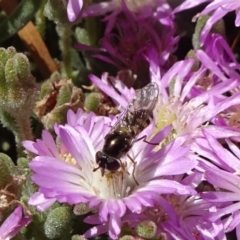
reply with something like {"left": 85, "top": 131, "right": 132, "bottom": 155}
{"left": 0, "top": 0, "right": 44, "bottom": 43}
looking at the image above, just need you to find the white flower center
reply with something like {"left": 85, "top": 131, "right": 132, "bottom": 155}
{"left": 90, "top": 159, "right": 137, "bottom": 199}
{"left": 63, "top": 152, "right": 137, "bottom": 200}
{"left": 155, "top": 97, "right": 203, "bottom": 141}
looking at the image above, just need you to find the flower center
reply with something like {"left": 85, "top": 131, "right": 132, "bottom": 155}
{"left": 91, "top": 158, "right": 137, "bottom": 200}
{"left": 154, "top": 97, "right": 203, "bottom": 144}
{"left": 155, "top": 103, "right": 176, "bottom": 132}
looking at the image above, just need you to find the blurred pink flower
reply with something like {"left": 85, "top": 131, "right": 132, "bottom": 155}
{"left": 0, "top": 206, "right": 31, "bottom": 240}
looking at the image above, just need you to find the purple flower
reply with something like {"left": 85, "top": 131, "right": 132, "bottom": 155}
{"left": 201, "top": 165, "right": 240, "bottom": 237}
{"left": 174, "top": 0, "right": 240, "bottom": 44}
{"left": 189, "top": 35, "right": 240, "bottom": 129}
{"left": 24, "top": 108, "right": 197, "bottom": 239}
{"left": 191, "top": 130, "right": 240, "bottom": 238}
{"left": 184, "top": 35, "right": 240, "bottom": 97}
{"left": 193, "top": 129, "right": 240, "bottom": 174}
{"left": 88, "top": 46, "right": 240, "bottom": 146}
{"left": 0, "top": 206, "right": 31, "bottom": 240}
{"left": 120, "top": 172, "right": 225, "bottom": 239}
{"left": 145, "top": 46, "right": 240, "bottom": 143}
{"left": 76, "top": 1, "right": 177, "bottom": 85}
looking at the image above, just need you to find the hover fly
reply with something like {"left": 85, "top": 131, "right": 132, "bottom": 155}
{"left": 93, "top": 82, "right": 159, "bottom": 182}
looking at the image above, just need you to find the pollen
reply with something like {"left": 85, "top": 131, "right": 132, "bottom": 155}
{"left": 152, "top": 101, "right": 177, "bottom": 146}
{"left": 105, "top": 172, "right": 114, "bottom": 180}
{"left": 105, "top": 170, "right": 124, "bottom": 182}
{"left": 61, "top": 153, "right": 76, "bottom": 165}
{"left": 155, "top": 103, "right": 176, "bottom": 131}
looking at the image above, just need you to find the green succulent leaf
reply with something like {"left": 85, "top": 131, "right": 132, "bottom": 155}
{"left": 0, "top": 0, "right": 44, "bottom": 43}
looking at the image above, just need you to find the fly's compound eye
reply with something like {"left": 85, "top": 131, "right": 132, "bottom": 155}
{"left": 95, "top": 151, "right": 105, "bottom": 164}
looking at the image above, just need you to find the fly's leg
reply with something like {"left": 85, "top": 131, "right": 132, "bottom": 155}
{"left": 115, "top": 158, "right": 124, "bottom": 182}
{"left": 134, "top": 135, "right": 159, "bottom": 145}
{"left": 127, "top": 154, "right": 139, "bottom": 185}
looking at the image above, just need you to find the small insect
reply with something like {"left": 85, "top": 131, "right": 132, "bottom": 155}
{"left": 93, "top": 82, "right": 159, "bottom": 182}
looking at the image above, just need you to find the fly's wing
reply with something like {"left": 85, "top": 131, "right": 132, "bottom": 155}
{"left": 108, "top": 82, "right": 159, "bottom": 140}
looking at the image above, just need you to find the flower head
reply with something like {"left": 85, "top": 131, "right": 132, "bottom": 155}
{"left": 86, "top": 46, "right": 240, "bottom": 158}
{"left": 146, "top": 44, "right": 240, "bottom": 143}
{"left": 92, "top": 45, "right": 240, "bottom": 144}
{"left": 119, "top": 172, "right": 225, "bottom": 239}
{"left": 24, "top": 107, "right": 196, "bottom": 239}
{"left": 76, "top": 1, "right": 177, "bottom": 87}
{"left": 190, "top": 130, "right": 240, "bottom": 238}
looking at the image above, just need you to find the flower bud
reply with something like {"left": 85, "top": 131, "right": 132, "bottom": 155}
{"left": 136, "top": 220, "right": 157, "bottom": 239}
{"left": 73, "top": 203, "right": 91, "bottom": 215}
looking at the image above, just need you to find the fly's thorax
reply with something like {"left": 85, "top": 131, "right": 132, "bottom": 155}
{"left": 103, "top": 131, "right": 131, "bottom": 158}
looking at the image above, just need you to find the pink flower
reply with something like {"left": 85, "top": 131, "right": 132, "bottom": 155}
{"left": 124, "top": 172, "right": 225, "bottom": 239}
{"left": 76, "top": 1, "right": 177, "bottom": 85}
{"left": 24, "top": 108, "right": 196, "bottom": 239}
